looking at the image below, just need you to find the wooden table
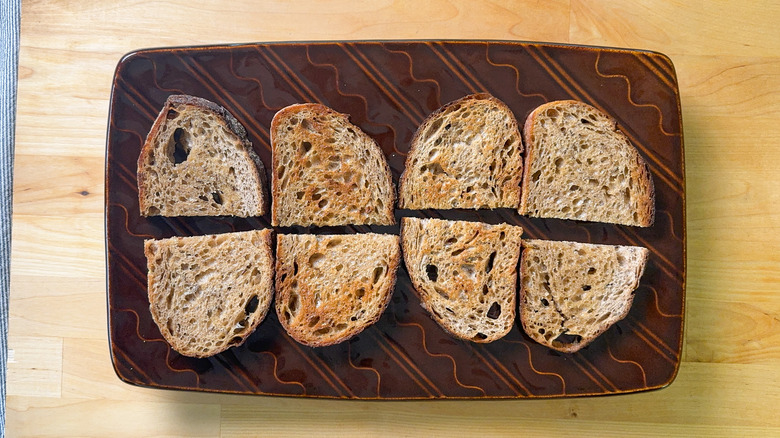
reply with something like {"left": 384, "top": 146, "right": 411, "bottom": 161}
{"left": 7, "top": 1, "right": 779, "bottom": 436}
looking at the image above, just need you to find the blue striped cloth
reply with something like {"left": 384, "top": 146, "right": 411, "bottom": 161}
{"left": 1, "top": 0, "right": 20, "bottom": 434}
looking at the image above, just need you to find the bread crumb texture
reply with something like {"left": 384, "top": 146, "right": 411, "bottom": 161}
{"left": 519, "top": 239, "right": 648, "bottom": 353}
{"left": 275, "top": 233, "right": 400, "bottom": 347}
{"left": 520, "top": 100, "right": 654, "bottom": 226}
{"left": 144, "top": 229, "right": 274, "bottom": 358}
{"left": 137, "top": 95, "right": 267, "bottom": 217}
{"left": 399, "top": 93, "right": 523, "bottom": 209}
{"left": 401, "top": 217, "right": 523, "bottom": 343}
{"left": 271, "top": 103, "right": 395, "bottom": 226}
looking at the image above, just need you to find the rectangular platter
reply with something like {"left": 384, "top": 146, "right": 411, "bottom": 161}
{"left": 105, "top": 40, "right": 685, "bottom": 399}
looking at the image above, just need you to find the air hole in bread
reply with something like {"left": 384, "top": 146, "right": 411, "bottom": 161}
{"left": 307, "top": 315, "right": 320, "bottom": 328}
{"left": 229, "top": 336, "right": 242, "bottom": 345}
{"left": 293, "top": 261, "right": 299, "bottom": 275}
{"left": 444, "top": 237, "right": 457, "bottom": 246}
{"left": 318, "top": 199, "right": 328, "bottom": 209}
{"left": 308, "top": 252, "right": 324, "bottom": 268}
{"left": 171, "top": 128, "right": 191, "bottom": 165}
{"left": 581, "top": 118, "right": 592, "bottom": 125}
{"left": 301, "top": 141, "right": 312, "bottom": 155}
{"left": 166, "top": 109, "right": 178, "bottom": 119}
{"left": 211, "top": 191, "right": 223, "bottom": 205}
{"left": 300, "top": 118, "right": 312, "bottom": 131}
{"left": 372, "top": 266, "right": 384, "bottom": 284}
{"left": 541, "top": 298, "right": 549, "bottom": 306}
{"left": 426, "top": 264, "right": 438, "bottom": 282}
{"left": 486, "top": 251, "right": 497, "bottom": 273}
{"left": 554, "top": 333, "right": 582, "bottom": 346}
{"left": 451, "top": 248, "right": 464, "bottom": 256}
{"left": 314, "top": 327, "right": 331, "bottom": 335}
{"left": 486, "top": 302, "right": 501, "bottom": 319}
{"left": 582, "top": 285, "right": 591, "bottom": 291}
{"left": 545, "top": 108, "right": 559, "bottom": 118}
{"left": 356, "top": 287, "right": 366, "bottom": 300}
{"left": 422, "top": 162, "right": 445, "bottom": 175}
{"left": 474, "top": 333, "right": 488, "bottom": 341}
{"left": 587, "top": 267, "right": 596, "bottom": 275}
{"left": 434, "top": 285, "right": 449, "bottom": 299}
{"left": 482, "top": 285, "right": 489, "bottom": 295}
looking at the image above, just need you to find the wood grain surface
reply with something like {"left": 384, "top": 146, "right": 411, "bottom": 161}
{"left": 7, "top": 0, "right": 780, "bottom": 436}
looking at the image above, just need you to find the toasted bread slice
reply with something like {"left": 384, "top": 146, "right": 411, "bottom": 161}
{"left": 137, "top": 94, "right": 268, "bottom": 217}
{"left": 275, "top": 233, "right": 400, "bottom": 346}
{"left": 519, "top": 100, "right": 654, "bottom": 226}
{"left": 519, "top": 239, "right": 649, "bottom": 353}
{"left": 401, "top": 217, "right": 523, "bottom": 343}
{"left": 144, "top": 229, "right": 274, "bottom": 358}
{"left": 270, "top": 103, "right": 395, "bottom": 226}
{"left": 398, "top": 93, "right": 523, "bottom": 209}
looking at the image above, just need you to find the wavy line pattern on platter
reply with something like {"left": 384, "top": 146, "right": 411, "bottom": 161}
{"left": 594, "top": 52, "right": 679, "bottom": 137}
{"left": 528, "top": 45, "right": 683, "bottom": 192}
{"left": 106, "top": 41, "right": 685, "bottom": 399}
{"left": 387, "top": 318, "right": 491, "bottom": 397}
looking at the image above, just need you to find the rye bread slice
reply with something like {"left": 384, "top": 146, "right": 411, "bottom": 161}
{"left": 398, "top": 93, "right": 524, "bottom": 210}
{"left": 270, "top": 103, "right": 395, "bottom": 226}
{"left": 519, "top": 239, "right": 649, "bottom": 353}
{"left": 275, "top": 233, "right": 400, "bottom": 347}
{"left": 401, "top": 217, "right": 523, "bottom": 343}
{"left": 137, "top": 94, "right": 268, "bottom": 217}
{"left": 519, "top": 100, "right": 654, "bottom": 226}
{"left": 144, "top": 229, "right": 274, "bottom": 358}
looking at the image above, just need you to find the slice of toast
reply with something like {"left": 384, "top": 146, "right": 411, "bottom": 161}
{"left": 144, "top": 229, "right": 274, "bottom": 358}
{"left": 398, "top": 93, "right": 523, "bottom": 209}
{"left": 401, "top": 217, "right": 523, "bottom": 343}
{"left": 519, "top": 100, "right": 655, "bottom": 227}
{"left": 270, "top": 103, "right": 395, "bottom": 226}
{"left": 137, "top": 94, "right": 268, "bottom": 217}
{"left": 519, "top": 239, "right": 649, "bottom": 353}
{"left": 275, "top": 233, "right": 400, "bottom": 346}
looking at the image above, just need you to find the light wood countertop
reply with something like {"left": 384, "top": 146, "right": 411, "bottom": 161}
{"left": 7, "top": 1, "right": 780, "bottom": 436}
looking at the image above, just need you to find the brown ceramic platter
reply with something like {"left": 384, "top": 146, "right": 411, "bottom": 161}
{"left": 105, "top": 40, "right": 685, "bottom": 399}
